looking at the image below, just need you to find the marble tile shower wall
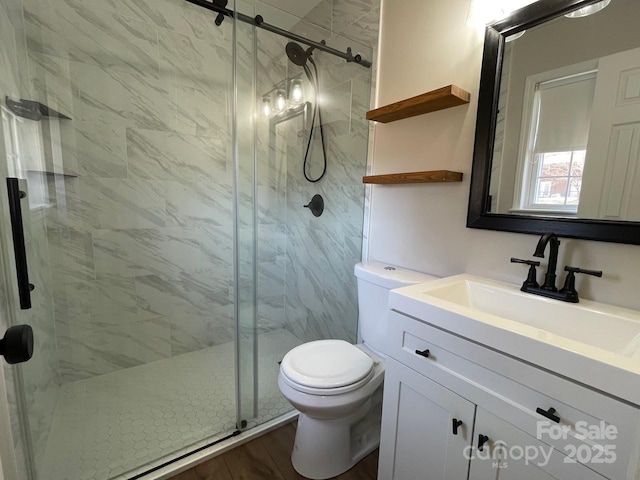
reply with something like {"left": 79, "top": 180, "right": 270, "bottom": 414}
{"left": 254, "top": 0, "right": 380, "bottom": 344}
{"left": 22, "top": 0, "right": 236, "bottom": 383}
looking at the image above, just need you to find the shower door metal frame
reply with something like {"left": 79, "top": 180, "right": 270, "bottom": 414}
{"left": 232, "top": 2, "right": 260, "bottom": 431}
{"left": 184, "top": 0, "right": 372, "bottom": 68}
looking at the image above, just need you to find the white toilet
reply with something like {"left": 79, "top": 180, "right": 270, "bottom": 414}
{"left": 278, "top": 262, "right": 436, "bottom": 479}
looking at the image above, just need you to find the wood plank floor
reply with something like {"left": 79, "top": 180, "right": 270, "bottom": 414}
{"left": 170, "top": 421, "right": 379, "bottom": 480}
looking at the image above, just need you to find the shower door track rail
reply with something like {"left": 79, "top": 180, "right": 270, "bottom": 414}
{"left": 184, "top": 0, "right": 372, "bottom": 68}
{"left": 128, "top": 430, "right": 241, "bottom": 480}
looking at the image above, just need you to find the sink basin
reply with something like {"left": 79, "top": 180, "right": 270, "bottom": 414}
{"left": 389, "top": 274, "right": 640, "bottom": 405}
{"left": 423, "top": 276, "right": 640, "bottom": 357}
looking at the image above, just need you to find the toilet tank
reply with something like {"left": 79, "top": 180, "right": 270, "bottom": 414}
{"left": 354, "top": 262, "right": 437, "bottom": 356}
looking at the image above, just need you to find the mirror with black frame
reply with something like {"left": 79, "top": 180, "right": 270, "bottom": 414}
{"left": 468, "top": 0, "right": 640, "bottom": 244}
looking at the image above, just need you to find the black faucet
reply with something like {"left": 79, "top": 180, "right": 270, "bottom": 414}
{"left": 533, "top": 233, "right": 561, "bottom": 291}
{"left": 511, "top": 233, "right": 603, "bottom": 303}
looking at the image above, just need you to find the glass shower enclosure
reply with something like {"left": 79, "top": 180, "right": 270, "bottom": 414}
{"left": 0, "top": 0, "right": 373, "bottom": 478}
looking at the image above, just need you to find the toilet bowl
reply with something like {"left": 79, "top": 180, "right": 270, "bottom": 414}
{"left": 278, "top": 341, "right": 384, "bottom": 480}
{"left": 278, "top": 262, "right": 437, "bottom": 479}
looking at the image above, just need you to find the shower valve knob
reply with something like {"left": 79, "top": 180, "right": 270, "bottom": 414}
{"left": 304, "top": 194, "right": 324, "bottom": 217}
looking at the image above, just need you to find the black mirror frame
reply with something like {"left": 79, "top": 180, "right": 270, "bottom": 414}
{"left": 467, "top": 0, "right": 640, "bottom": 245}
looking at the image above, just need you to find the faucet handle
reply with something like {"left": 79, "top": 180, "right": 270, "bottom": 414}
{"left": 560, "top": 266, "right": 603, "bottom": 303}
{"left": 511, "top": 258, "right": 541, "bottom": 290}
{"left": 564, "top": 266, "right": 603, "bottom": 278}
{"left": 510, "top": 258, "right": 541, "bottom": 267}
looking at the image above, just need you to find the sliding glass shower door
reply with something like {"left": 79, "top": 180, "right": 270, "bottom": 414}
{"left": 0, "top": 0, "right": 241, "bottom": 478}
{"left": 234, "top": 0, "right": 374, "bottom": 428}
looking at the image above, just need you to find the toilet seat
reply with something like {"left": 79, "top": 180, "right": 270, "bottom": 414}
{"left": 281, "top": 340, "right": 375, "bottom": 395}
{"left": 280, "top": 367, "right": 376, "bottom": 396}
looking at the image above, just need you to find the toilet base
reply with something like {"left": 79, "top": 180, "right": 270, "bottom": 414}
{"left": 291, "top": 388, "right": 382, "bottom": 479}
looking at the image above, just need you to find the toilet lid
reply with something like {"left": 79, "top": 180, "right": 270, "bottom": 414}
{"left": 281, "top": 340, "right": 374, "bottom": 389}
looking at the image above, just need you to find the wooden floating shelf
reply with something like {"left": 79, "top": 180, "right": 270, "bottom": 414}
{"left": 366, "top": 85, "right": 471, "bottom": 124}
{"left": 363, "top": 170, "right": 463, "bottom": 185}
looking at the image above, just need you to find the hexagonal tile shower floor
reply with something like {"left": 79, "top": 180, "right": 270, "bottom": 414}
{"left": 38, "top": 329, "right": 302, "bottom": 480}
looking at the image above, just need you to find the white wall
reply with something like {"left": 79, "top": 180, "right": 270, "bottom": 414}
{"left": 367, "top": 0, "right": 640, "bottom": 311}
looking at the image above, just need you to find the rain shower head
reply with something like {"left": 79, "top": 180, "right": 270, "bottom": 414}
{"left": 286, "top": 42, "right": 309, "bottom": 67}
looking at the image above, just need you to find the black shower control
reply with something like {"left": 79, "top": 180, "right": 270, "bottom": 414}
{"left": 304, "top": 194, "right": 324, "bottom": 217}
{"left": 0, "top": 325, "right": 33, "bottom": 365}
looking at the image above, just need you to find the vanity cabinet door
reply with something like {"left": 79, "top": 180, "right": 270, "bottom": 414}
{"left": 378, "top": 357, "right": 476, "bottom": 480}
{"left": 469, "top": 408, "right": 605, "bottom": 480}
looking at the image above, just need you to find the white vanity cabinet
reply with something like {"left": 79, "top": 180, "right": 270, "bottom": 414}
{"left": 378, "top": 311, "right": 640, "bottom": 480}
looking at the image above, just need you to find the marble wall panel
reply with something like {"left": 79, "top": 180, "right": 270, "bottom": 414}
{"left": 75, "top": 62, "right": 180, "bottom": 132}
{"left": 256, "top": 294, "right": 286, "bottom": 332}
{"left": 43, "top": 176, "right": 85, "bottom": 231}
{"left": 27, "top": 52, "right": 78, "bottom": 119}
{"left": 159, "top": 29, "right": 231, "bottom": 90}
{"left": 57, "top": 317, "right": 172, "bottom": 382}
{"left": 80, "top": 178, "right": 168, "bottom": 230}
{"left": 340, "top": 6, "right": 380, "bottom": 48}
{"left": 169, "top": 306, "right": 234, "bottom": 356}
{"left": 92, "top": 227, "right": 204, "bottom": 279}
{"left": 175, "top": 83, "right": 231, "bottom": 139}
{"left": 126, "top": 128, "right": 228, "bottom": 181}
{"left": 305, "top": 0, "right": 333, "bottom": 31}
{"left": 324, "top": 129, "right": 369, "bottom": 186}
{"left": 332, "top": 0, "right": 373, "bottom": 36}
{"left": 46, "top": 228, "right": 95, "bottom": 283}
{"left": 322, "top": 79, "right": 353, "bottom": 137}
{"left": 165, "top": 180, "right": 233, "bottom": 228}
{"left": 74, "top": 120, "right": 128, "bottom": 178}
{"left": 118, "top": 0, "right": 227, "bottom": 44}
{"left": 135, "top": 271, "right": 230, "bottom": 320}
{"left": 24, "top": 0, "right": 159, "bottom": 75}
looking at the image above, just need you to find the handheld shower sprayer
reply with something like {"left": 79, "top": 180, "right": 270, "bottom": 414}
{"left": 286, "top": 41, "right": 327, "bottom": 183}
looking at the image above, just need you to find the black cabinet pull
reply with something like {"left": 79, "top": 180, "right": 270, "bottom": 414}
{"left": 536, "top": 407, "right": 560, "bottom": 423}
{"left": 415, "top": 348, "right": 430, "bottom": 358}
{"left": 452, "top": 418, "right": 463, "bottom": 435}
{"left": 478, "top": 434, "right": 489, "bottom": 452}
{"left": 7, "top": 178, "right": 33, "bottom": 310}
{"left": 0, "top": 325, "right": 33, "bottom": 364}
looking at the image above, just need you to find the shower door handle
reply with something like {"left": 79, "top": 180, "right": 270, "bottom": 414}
{"left": 6, "top": 178, "right": 34, "bottom": 310}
